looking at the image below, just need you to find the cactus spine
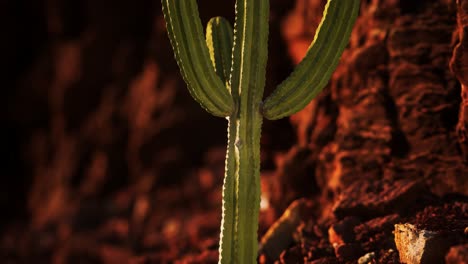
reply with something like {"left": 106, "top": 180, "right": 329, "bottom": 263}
{"left": 162, "top": 0, "right": 360, "bottom": 263}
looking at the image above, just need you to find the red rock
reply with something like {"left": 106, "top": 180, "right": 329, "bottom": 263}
{"left": 334, "top": 243, "right": 364, "bottom": 261}
{"left": 412, "top": 202, "right": 468, "bottom": 232}
{"left": 355, "top": 214, "right": 401, "bottom": 240}
{"left": 354, "top": 214, "right": 401, "bottom": 251}
{"left": 328, "top": 216, "right": 361, "bottom": 246}
{"left": 260, "top": 198, "right": 314, "bottom": 261}
{"left": 279, "top": 245, "right": 304, "bottom": 264}
{"left": 307, "top": 257, "right": 339, "bottom": 264}
{"left": 357, "top": 252, "right": 376, "bottom": 264}
{"left": 175, "top": 250, "right": 218, "bottom": 264}
{"left": 451, "top": 0, "right": 468, "bottom": 161}
{"left": 394, "top": 223, "right": 452, "bottom": 264}
{"left": 445, "top": 244, "right": 468, "bottom": 264}
{"left": 333, "top": 179, "right": 427, "bottom": 219}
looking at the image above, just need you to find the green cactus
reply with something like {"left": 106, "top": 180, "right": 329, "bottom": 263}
{"left": 161, "top": 0, "right": 360, "bottom": 263}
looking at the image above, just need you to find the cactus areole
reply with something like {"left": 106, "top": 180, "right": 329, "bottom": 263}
{"left": 161, "top": 0, "right": 360, "bottom": 263}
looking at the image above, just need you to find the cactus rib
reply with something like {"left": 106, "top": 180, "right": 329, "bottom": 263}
{"left": 205, "top": 17, "right": 239, "bottom": 264}
{"left": 227, "top": 0, "right": 269, "bottom": 263}
{"left": 206, "top": 17, "right": 234, "bottom": 85}
{"left": 262, "top": 0, "right": 360, "bottom": 120}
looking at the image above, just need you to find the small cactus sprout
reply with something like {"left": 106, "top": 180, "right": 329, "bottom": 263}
{"left": 161, "top": 0, "right": 360, "bottom": 263}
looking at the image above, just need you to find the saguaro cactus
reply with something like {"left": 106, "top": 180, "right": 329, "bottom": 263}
{"left": 161, "top": 0, "right": 360, "bottom": 263}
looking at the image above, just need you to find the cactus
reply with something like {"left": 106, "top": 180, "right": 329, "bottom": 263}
{"left": 161, "top": 0, "right": 360, "bottom": 263}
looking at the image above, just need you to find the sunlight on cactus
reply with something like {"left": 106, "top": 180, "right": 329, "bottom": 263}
{"left": 161, "top": 0, "right": 360, "bottom": 262}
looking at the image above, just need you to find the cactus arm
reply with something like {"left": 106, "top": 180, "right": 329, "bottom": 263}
{"left": 226, "top": 0, "right": 269, "bottom": 263}
{"left": 206, "top": 17, "right": 234, "bottom": 85}
{"left": 205, "top": 16, "right": 239, "bottom": 263}
{"left": 161, "top": 0, "right": 234, "bottom": 117}
{"left": 262, "top": 0, "right": 360, "bottom": 120}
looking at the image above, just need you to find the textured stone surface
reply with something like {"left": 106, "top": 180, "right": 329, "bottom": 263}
{"left": 328, "top": 217, "right": 360, "bottom": 246}
{"left": 354, "top": 214, "right": 401, "bottom": 252}
{"left": 333, "top": 179, "right": 427, "bottom": 219}
{"left": 451, "top": 0, "right": 468, "bottom": 160}
{"left": 394, "top": 223, "right": 451, "bottom": 264}
{"left": 284, "top": 0, "right": 468, "bottom": 212}
{"left": 445, "top": 243, "right": 468, "bottom": 264}
{"left": 357, "top": 252, "right": 376, "bottom": 264}
{"left": 333, "top": 243, "right": 364, "bottom": 261}
{"left": 267, "top": 1, "right": 468, "bottom": 263}
{"left": 259, "top": 198, "right": 314, "bottom": 261}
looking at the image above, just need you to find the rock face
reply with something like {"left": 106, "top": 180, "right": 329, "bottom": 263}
{"left": 451, "top": 0, "right": 468, "bottom": 160}
{"left": 332, "top": 179, "right": 427, "bottom": 219}
{"left": 281, "top": 0, "right": 468, "bottom": 206}
{"left": 262, "top": 0, "right": 468, "bottom": 263}
{"left": 259, "top": 198, "right": 314, "bottom": 261}
{"left": 446, "top": 244, "right": 468, "bottom": 264}
{"left": 394, "top": 223, "right": 451, "bottom": 264}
